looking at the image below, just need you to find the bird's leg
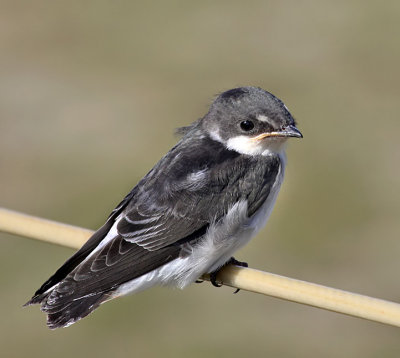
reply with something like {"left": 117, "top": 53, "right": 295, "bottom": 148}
{"left": 209, "top": 257, "right": 248, "bottom": 292}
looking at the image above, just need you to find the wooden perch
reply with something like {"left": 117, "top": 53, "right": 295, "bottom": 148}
{"left": 1, "top": 207, "right": 399, "bottom": 328}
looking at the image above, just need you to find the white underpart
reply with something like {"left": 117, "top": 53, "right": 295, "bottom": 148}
{"left": 112, "top": 154, "right": 285, "bottom": 297}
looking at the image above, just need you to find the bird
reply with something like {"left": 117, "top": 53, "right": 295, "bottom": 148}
{"left": 25, "top": 86, "right": 302, "bottom": 329}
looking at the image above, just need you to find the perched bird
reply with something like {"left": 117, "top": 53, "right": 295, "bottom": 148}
{"left": 25, "top": 86, "right": 302, "bottom": 329}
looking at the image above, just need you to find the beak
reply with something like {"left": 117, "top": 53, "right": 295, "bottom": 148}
{"left": 251, "top": 124, "right": 303, "bottom": 141}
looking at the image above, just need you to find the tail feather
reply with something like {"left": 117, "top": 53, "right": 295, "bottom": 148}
{"left": 37, "top": 285, "right": 110, "bottom": 329}
{"left": 25, "top": 211, "right": 181, "bottom": 328}
{"left": 26, "top": 275, "right": 112, "bottom": 329}
{"left": 43, "top": 292, "right": 108, "bottom": 329}
{"left": 24, "top": 293, "right": 49, "bottom": 306}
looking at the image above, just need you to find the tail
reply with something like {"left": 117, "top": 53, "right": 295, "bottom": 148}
{"left": 25, "top": 276, "right": 112, "bottom": 329}
{"left": 24, "top": 220, "right": 117, "bottom": 328}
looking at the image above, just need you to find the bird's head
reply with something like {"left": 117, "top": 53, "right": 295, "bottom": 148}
{"left": 202, "top": 87, "right": 302, "bottom": 156}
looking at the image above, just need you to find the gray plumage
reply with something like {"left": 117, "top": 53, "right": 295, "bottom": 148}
{"left": 25, "top": 86, "right": 302, "bottom": 329}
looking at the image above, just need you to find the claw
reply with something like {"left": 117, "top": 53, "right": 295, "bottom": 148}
{"left": 227, "top": 257, "right": 248, "bottom": 293}
{"left": 208, "top": 257, "right": 248, "bottom": 292}
{"left": 209, "top": 271, "right": 222, "bottom": 287}
{"left": 227, "top": 257, "right": 248, "bottom": 268}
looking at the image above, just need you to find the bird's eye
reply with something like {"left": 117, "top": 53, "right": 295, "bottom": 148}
{"left": 240, "top": 120, "right": 254, "bottom": 131}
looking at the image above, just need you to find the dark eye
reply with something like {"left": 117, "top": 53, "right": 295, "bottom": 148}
{"left": 240, "top": 120, "right": 254, "bottom": 131}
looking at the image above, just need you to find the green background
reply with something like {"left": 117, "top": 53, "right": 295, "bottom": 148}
{"left": 1, "top": 1, "right": 399, "bottom": 357}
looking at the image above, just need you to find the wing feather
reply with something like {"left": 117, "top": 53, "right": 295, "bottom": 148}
{"left": 29, "top": 134, "right": 281, "bottom": 310}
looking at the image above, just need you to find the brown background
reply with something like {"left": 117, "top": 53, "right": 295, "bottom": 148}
{"left": 1, "top": 1, "right": 399, "bottom": 357}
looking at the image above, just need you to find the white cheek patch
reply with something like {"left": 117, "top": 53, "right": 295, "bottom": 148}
{"left": 226, "top": 136, "right": 262, "bottom": 155}
{"left": 226, "top": 135, "right": 287, "bottom": 156}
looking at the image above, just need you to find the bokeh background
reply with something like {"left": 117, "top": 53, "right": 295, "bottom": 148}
{"left": 1, "top": 1, "right": 400, "bottom": 357}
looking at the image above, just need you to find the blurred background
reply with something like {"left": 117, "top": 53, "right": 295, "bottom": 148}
{"left": 1, "top": 1, "right": 399, "bottom": 357}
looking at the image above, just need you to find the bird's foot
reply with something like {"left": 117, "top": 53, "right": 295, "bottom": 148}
{"left": 209, "top": 270, "right": 223, "bottom": 288}
{"left": 209, "top": 257, "right": 248, "bottom": 293}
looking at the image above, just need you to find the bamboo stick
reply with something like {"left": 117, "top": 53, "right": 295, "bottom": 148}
{"left": 1, "top": 207, "right": 399, "bottom": 327}
{"left": 0, "top": 207, "right": 92, "bottom": 249}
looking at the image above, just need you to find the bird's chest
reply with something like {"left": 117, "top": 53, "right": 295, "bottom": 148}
{"left": 203, "top": 159, "right": 285, "bottom": 272}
